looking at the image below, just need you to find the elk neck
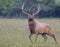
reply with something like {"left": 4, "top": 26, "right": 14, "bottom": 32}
{"left": 28, "top": 14, "right": 34, "bottom": 22}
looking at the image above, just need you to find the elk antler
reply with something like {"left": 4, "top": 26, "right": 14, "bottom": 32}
{"left": 33, "top": 4, "right": 41, "bottom": 15}
{"left": 21, "top": 2, "right": 29, "bottom": 15}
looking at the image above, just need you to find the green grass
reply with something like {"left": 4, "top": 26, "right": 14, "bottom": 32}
{"left": 0, "top": 18, "right": 60, "bottom": 47}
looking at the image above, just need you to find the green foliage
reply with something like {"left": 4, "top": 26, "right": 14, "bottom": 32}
{"left": 36, "top": 0, "right": 56, "bottom": 11}
{"left": 0, "top": 0, "right": 15, "bottom": 14}
{"left": 0, "top": 0, "right": 60, "bottom": 18}
{"left": 55, "top": 0, "right": 60, "bottom": 6}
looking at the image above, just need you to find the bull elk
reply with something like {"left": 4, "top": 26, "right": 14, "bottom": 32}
{"left": 21, "top": 3, "right": 57, "bottom": 44}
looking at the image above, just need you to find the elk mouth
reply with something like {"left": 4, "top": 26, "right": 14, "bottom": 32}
{"left": 28, "top": 18, "right": 34, "bottom": 21}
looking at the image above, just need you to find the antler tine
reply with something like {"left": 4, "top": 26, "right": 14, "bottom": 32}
{"left": 21, "top": 2, "right": 25, "bottom": 10}
{"left": 22, "top": 2, "right": 29, "bottom": 15}
{"left": 33, "top": 4, "right": 41, "bottom": 15}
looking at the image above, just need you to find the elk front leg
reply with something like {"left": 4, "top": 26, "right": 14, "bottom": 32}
{"left": 35, "top": 34, "right": 38, "bottom": 43}
{"left": 35, "top": 31, "right": 38, "bottom": 43}
{"left": 29, "top": 33, "right": 33, "bottom": 43}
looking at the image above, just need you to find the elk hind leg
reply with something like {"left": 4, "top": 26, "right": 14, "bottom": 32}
{"left": 48, "top": 33, "right": 57, "bottom": 44}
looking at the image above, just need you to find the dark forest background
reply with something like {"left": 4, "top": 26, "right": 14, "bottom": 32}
{"left": 0, "top": 0, "right": 60, "bottom": 18}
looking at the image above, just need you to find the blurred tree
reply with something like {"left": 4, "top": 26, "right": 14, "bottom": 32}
{"left": 55, "top": 0, "right": 60, "bottom": 7}
{"left": 0, "top": 0, "right": 15, "bottom": 17}
{"left": 0, "top": 0, "right": 60, "bottom": 18}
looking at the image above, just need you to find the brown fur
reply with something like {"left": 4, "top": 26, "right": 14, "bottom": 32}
{"left": 28, "top": 19, "right": 51, "bottom": 35}
{"left": 28, "top": 19, "right": 57, "bottom": 43}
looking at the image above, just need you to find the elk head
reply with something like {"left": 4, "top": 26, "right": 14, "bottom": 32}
{"left": 21, "top": 3, "right": 41, "bottom": 19}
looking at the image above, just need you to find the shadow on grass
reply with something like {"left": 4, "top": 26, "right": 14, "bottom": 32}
{"left": 29, "top": 43, "right": 45, "bottom": 47}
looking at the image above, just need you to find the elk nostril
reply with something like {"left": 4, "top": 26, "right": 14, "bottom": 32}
{"left": 28, "top": 16, "right": 34, "bottom": 20}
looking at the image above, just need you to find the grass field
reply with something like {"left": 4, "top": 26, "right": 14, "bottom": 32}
{"left": 0, "top": 18, "right": 60, "bottom": 47}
